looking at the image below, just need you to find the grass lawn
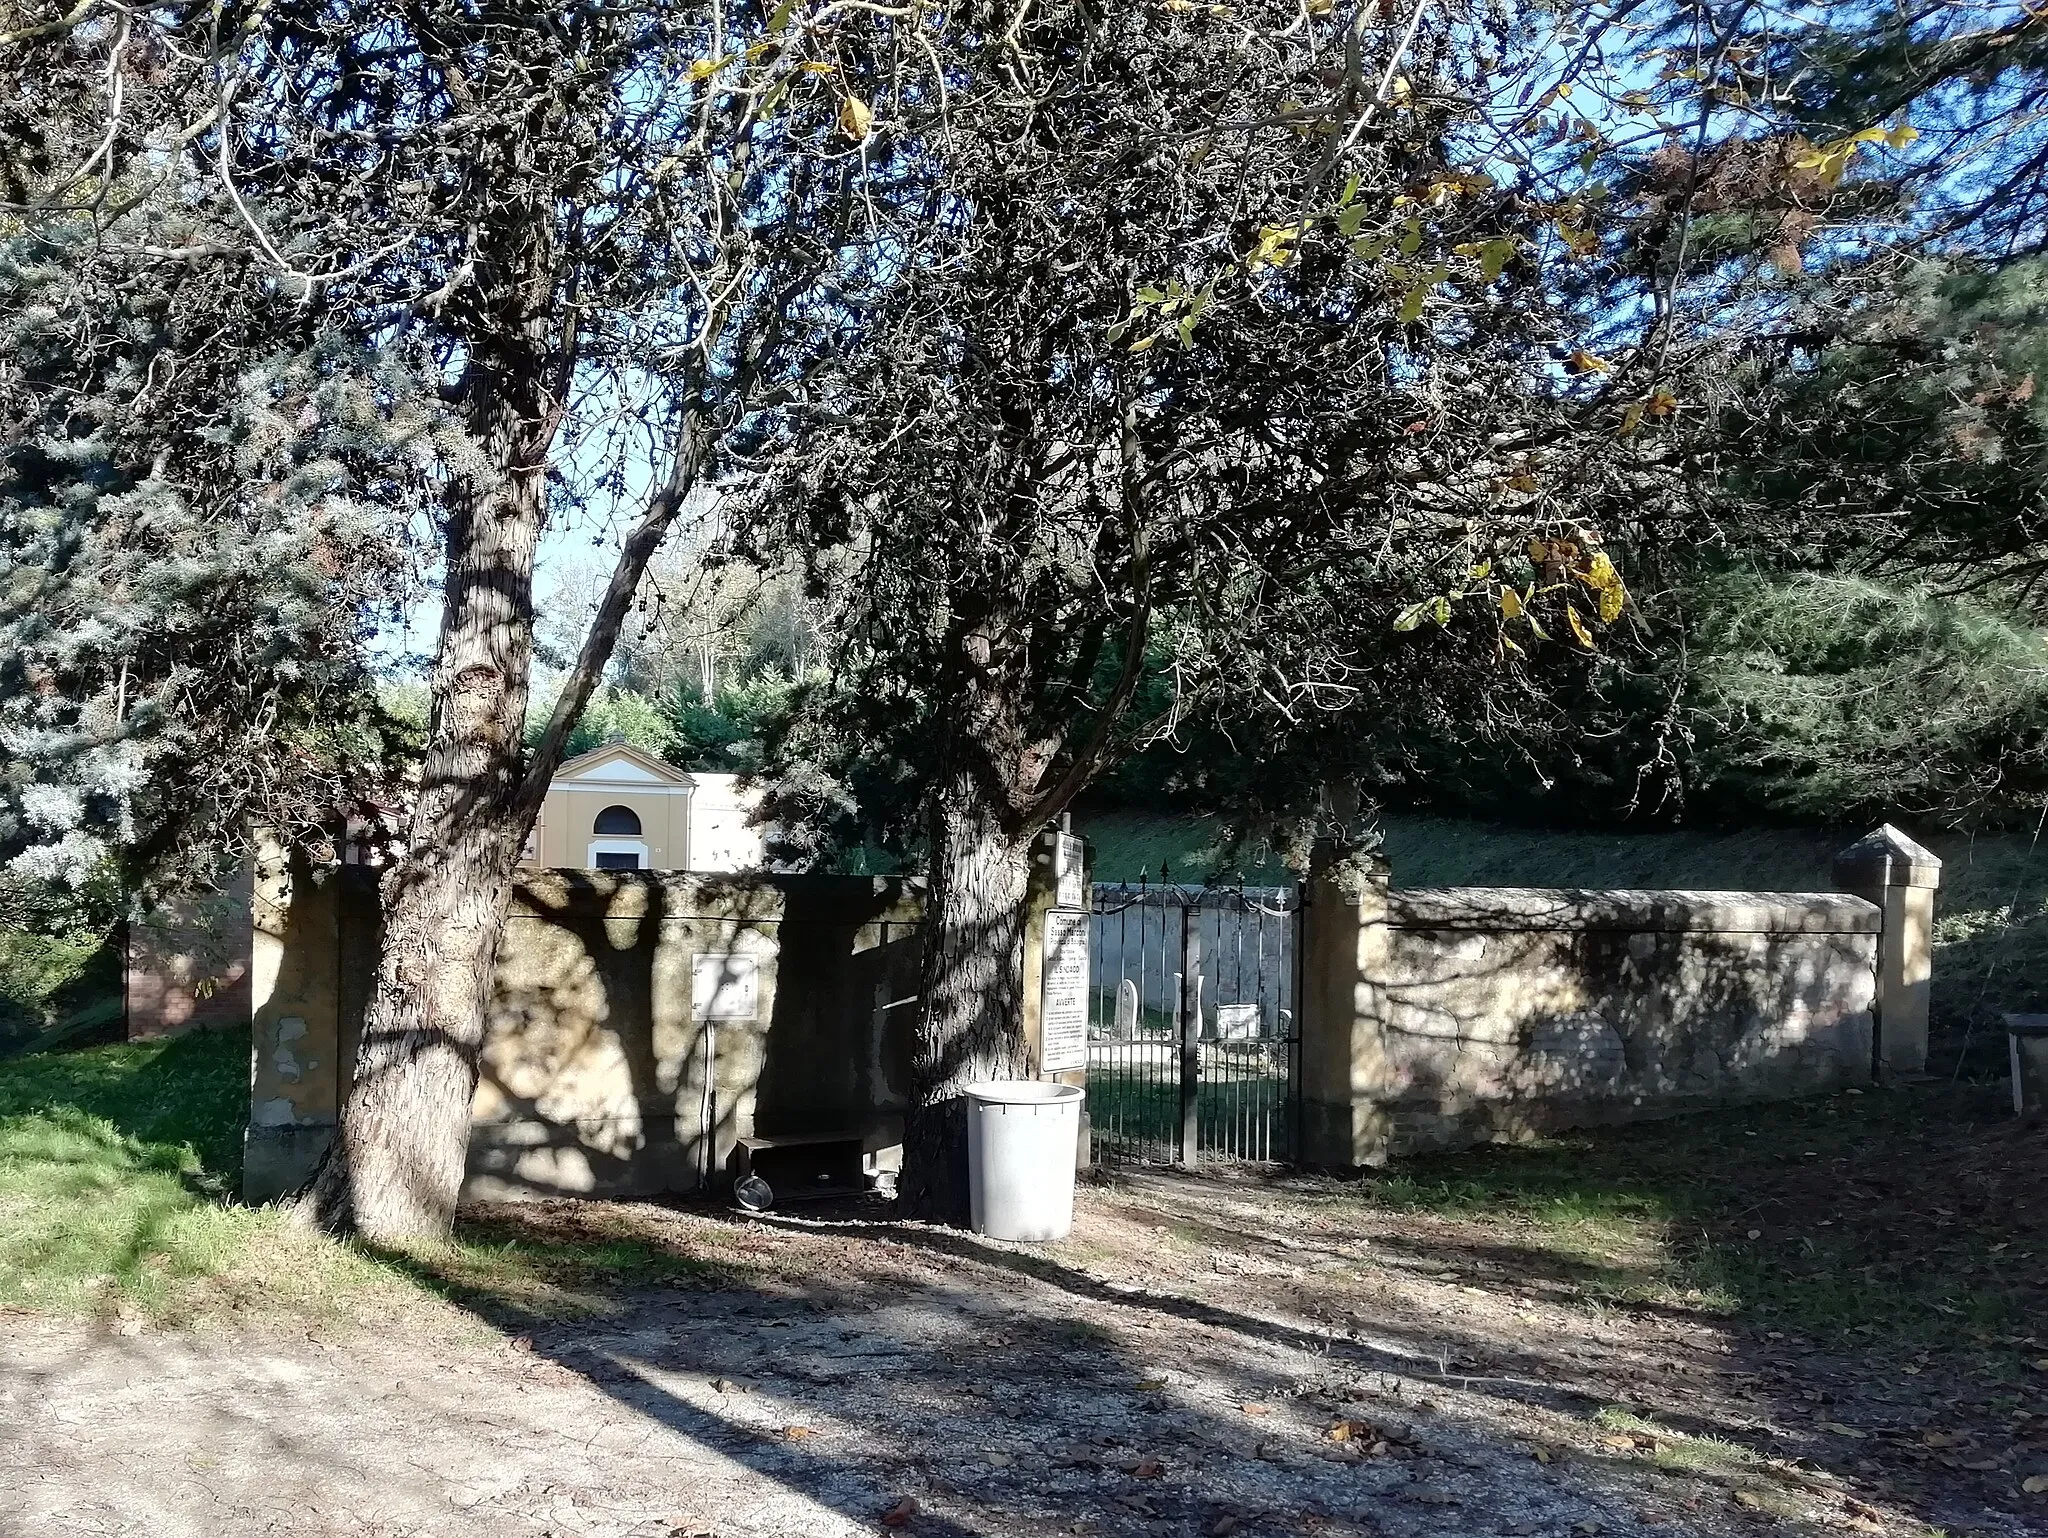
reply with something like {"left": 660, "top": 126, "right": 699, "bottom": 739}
{"left": 1357, "top": 1082, "right": 2048, "bottom": 1350}
{"left": 0, "top": 1027, "right": 718, "bottom": 1323}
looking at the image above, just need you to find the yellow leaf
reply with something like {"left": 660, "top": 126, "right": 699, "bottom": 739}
{"left": 1555, "top": 220, "right": 1599, "bottom": 257}
{"left": 1618, "top": 401, "right": 1645, "bottom": 436}
{"left": 799, "top": 60, "right": 837, "bottom": 74}
{"left": 1566, "top": 603, "right": 1593, "bottom": 648}
{"left": 1468, "top": 559, "right": 1492, "bottom": 581}
{"left": 1500, "top": 587, "right": 1523, "bottom": 620}
{"left": 1566, "top": 347, "right": 1611, "bottom": 375}
{"left": 1885, "top": 121, "right": 1920, "bottom": 150}
{"left": 1644, "top": 386, "right": 1678, "bottom": 418}
{"left": 1848, "top": 126, "right": 1888, "bottom": 145}
{"left": 838, "top": 95, "right": 874, "bottom": 140}
{"left": 1598, "top": 582, "right": 1625, "bottom": 624}
{"left": 687, "top": 56, "right": 725, "bottom": 81}
{"left": 1527, "top": 538, "right": 1547, "bottom": 562}
{"left": 1248, "top": 221, "right": 1308, "bottom": 271}
{"left": 1306, "top": 0, "right": 1334, "bottom": 14}
{"left": 1581, "top": 551, "right": 1618, "bottom": 590}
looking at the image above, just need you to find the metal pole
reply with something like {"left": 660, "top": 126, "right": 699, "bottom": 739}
{"left": 1179, "top": 899, "right": 1202, "bottom": 1164}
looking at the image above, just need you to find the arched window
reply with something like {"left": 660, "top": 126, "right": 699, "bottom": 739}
{"left": 593, "top": 804, "right": 642, "bottom": 837}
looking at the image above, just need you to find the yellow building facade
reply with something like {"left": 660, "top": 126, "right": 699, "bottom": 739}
{"left": 523, "top": 743, "right": 765, "bottom": 872}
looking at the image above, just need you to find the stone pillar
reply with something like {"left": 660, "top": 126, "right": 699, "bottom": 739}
{"left": 1833, "top": 824, "right": 1941, "bottom": 1080}
{"left": 243, "top": 837, "right": 346, "bottom": 1203}
{"left": 1298, "top": 839, "right": 1394, "bottom": 1169}
{"left": 1020, "top": 821, "right": 1091, "bottom": 1164}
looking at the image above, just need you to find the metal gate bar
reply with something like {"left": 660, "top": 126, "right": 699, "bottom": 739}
{"left": 1086, "top": 881, "right": 1299, "bottom": 1165}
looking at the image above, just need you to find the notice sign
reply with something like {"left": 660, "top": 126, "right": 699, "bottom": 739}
{"left": 692, "top": 953, "right": 760, "bottom": 1020}
{"left": 1054, "top": 832, "right": 1086, "bottom": 910}
{"left": 1039, "top": 908, "right": 1090, "bottom": 1072}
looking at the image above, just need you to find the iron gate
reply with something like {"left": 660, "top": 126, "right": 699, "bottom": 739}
{"left": 1085, "top": 881, "right": 1300, "bottom": 1164}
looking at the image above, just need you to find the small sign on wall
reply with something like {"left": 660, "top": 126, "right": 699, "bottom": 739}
{"left": 1215, "top": 1002, "right": 1263, "bottom": 1040}
{"left": 1040, "top": 908, "right": 1090, "bottom": 1072}
{"left": 1055, "top": 832, "right": 1086, "bottom": 910}
{"left": 693, "top": 953, "right": 760, "bottom": 1020}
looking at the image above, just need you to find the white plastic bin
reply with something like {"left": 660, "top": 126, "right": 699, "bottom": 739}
{"left": 965, "top": 1080, "right": 1085, "bottom": 1241}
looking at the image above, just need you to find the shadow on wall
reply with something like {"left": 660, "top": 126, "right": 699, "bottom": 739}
{"left": 1303, "top": 876, "right": 1882, "bottom": 1164}
{"left": 327, "top": 871, "right": 931, "bottom": 1205}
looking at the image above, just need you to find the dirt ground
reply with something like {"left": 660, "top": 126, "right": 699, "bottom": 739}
{"left": 5, "top": 1157, "right": 2046, "bottom": 1538}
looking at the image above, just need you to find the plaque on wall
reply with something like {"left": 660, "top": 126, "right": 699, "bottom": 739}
{"left": 1054, "top": 832, "right": 1086, "bottom": 910}
{"left": 1039, "top": 908, "right": 1090, "bottom": 1072}
{"left": 692, "top": 953, "right": 760, "bottom": 1020}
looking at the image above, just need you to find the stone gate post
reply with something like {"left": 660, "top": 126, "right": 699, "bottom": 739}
{"left": 1833, "top": 824, "right": 1942, "bottom": 1080}
{"left": 1020, "top": 818, "right": 1091, "bottom": 1163}
{"left": 1298, "top": 838, "right": 1393, "bottom": 1169}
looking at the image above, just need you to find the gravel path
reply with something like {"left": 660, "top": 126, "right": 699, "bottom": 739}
{"left": 0, "top": 1170, "right": 2031, "bottom": 1538}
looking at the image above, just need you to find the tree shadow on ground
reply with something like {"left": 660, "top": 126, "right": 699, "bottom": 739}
{"left": 368, "top": 1173, "right": 1975, "bottom": 1538}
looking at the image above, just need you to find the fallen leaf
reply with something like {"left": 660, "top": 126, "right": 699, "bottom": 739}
{"left": 1132, "top": 1455, "right": 1166, "bottom": 1478}
{"left": 780, "top": 1425, "right": 815, "bottom": 1440}
{"left": 1731, "top": 1490, "right": 1765, "bottom": 1510}
{"left": 1240, "top": 1403, "right": 1272, "bottom": 1417}
{"left": 1134, "top": 1378, "right": 1168, "bottom": 1392}
{"left": 711, "top": 1376, "right": 750, "bottom": 1394}
{"left": 984, "top": 1450, "right": 1015, "bottom": 1468}
{"left": 2026, "top": 1475, "right": 2048, "bottom": 1494}
{"left": 881, "top": 1495, "right": 920, "bottom": 1527}
{"left": 1923, "top": 1431, "right": 1956, "bottom": 1448}
{"left": 1817, "top": 1422, "right": 1867, "bottom": 1439}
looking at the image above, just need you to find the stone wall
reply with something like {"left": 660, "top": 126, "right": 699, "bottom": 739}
{"left": 1300, "top": 851, "right": 1883, "bottom": 1166}
{"left": 245, "top": 861, "right": 923, "bottom": 1203}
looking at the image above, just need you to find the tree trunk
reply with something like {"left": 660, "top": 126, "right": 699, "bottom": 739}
{"left": 897, "top": 765, "right": 1034, "bottom": 1225}
{"left": 297, "top": 379, "right": 548, "bottom": 1244}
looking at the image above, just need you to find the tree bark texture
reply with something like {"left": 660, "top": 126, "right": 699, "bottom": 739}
{"left": 897, "top": 605, "right": 1045, "bottom": 1225}
{"left": 898, "top": 766, "right": 1034, "bottom": 1225}
{"left": 298, "top": 367, "right": 553, "bottom": 1243}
